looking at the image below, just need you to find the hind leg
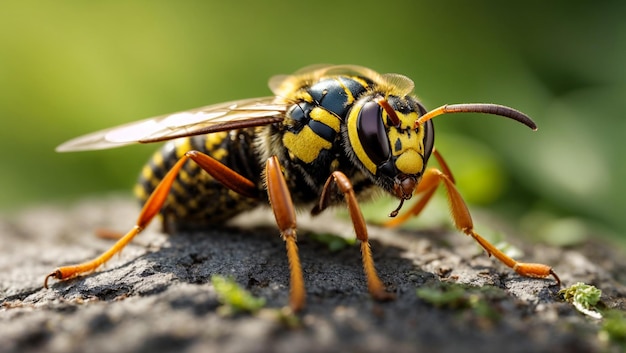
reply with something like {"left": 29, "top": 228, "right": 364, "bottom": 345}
{"left": 45, "top": 150, "right": 259, "bottom": 288}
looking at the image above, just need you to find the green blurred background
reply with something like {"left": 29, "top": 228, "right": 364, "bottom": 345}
{"left": 1, "top": 1, "right": 624, "bottom": 243}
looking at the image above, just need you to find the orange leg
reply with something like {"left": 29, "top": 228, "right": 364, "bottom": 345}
{"left": 312, "top": 171, "right": 395, "bottom": 301}
{"left": 44, "top": 150, "right": 259, "bottom": 288}
{"left": 265, "top": 156, "right": 305, "bottom": 311}
{"left": 387, "top": 150, "right": 560, "bottom": 284}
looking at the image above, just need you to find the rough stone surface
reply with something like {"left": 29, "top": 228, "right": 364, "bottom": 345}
{"left": 1, "top": 197, "right": 625, "bottom": 353}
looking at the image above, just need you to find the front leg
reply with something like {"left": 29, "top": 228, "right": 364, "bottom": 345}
{"left": 312, "top": 171, "right": 395, "bottom": 301}
{"left": 387, "top": 149, "right": 560, "bottom": 284}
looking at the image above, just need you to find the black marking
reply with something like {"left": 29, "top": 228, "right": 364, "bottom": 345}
{"left": 309, "top": 79, "right": 348, "bottom": 117}
{"left": 228, "top": 132, "right": 261, "bottom": 182}
{"left": 387, "top": 96, "right": 412, "bottom": 115}
{"left": 338, "top": 76, "right": 369, "bottom": 101}
{"left": 289, "top": 102, "right": 311, "bottom": 123}
{"left": 139, "top": 177, "right": 154, "bottom": 197}
{"left": 308, "top": 77, "right": 367, "bottom": 118}
{"left": 377, "top": 158, "right": 398, "bottom": 178}
{"left": 394, "top": 138, "right": 402, "bottom": 152}
{"left": 422, "top": 119, "right": 435, "bottom": 162}
{"left": 308, "top": 120, "right": 336, "bottom": 142}
{"left": 288, "top": 102, "right": 313, "bottom": 132}
{"left": 148, "top": 158, "right": 166, "bottom": 181}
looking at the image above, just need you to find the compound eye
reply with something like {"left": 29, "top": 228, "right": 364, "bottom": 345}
{"left": 422, "top": 119, "right": 435, "bottom": 162}
{"left": 357, "top": 101, "right": 391, "bottom": 166}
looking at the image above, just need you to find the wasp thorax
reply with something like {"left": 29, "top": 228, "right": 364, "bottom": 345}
{"left": 347, "top": 95, "right": 435, "bottom": 198}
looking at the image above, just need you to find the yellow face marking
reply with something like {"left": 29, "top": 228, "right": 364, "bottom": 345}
{"left": 382, "top": 108, "right": 418, "bottom": 130}
{"left": 386, "top": 110, "right": 425, "bottom": 175}
{"left": 394, "top": 150, "right": 422, "bottom": 175}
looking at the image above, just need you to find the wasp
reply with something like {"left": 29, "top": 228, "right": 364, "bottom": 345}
{"left": 45, "top": 65, "right": 559, "bottom": 311}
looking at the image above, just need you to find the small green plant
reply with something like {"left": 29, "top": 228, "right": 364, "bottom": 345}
{"left": 416, "top": 284, "right": 466, "bottom": 308}
{"left": 211, "top": 275, "right": 266, "bottom": 316}
{"left": 600, "top": 309, "right": 626, "bottom": 345}
{"left": 309, "top": 232, "right": 356, "bottom": 252}
{"left": 210, "top": 275, "right": 302, "bottom": 327}
{"left": 559, "top": 282, "right": 602, "bottom": 319}
{"left": 416, "top": 282, "right": 504, "bottom": 320}
{"left": 559, "top": 282, "right": 626, "bottom": 348}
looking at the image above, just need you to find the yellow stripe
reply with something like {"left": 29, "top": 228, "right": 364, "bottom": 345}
{"left": 141, "top": 164, "right": 153, "bottom": 181}
{"left": 133, "top": 184, "right": 147, "bottom": 200}
{"left": 171, "top": 180, "right": 186, "bottom": 195}
{"left": 175, "top": 138, "right": 193, "bottom": 158}
{"left": 152, "top": 151, "right": 164, "bottom": 169}
{"left": 178, "top": 168, "right": 191, "bottom": 185}
{"left": 352, "top": 77, "right": 370, "bottom": 89}
{"left": 309, "top": 107, "right": 340, "bottom": 131}
{"left": 203, "top": 132, "right": 229, "bottom": 162}
{"left": 337, "top": 78, "right": 356, "bottom": 106}
{"left": 211, "top": 147, "right": 228, "bottom": 162}
{"left": 291, "top": 90, "right": 313, "bottom": 103}
{"left": 283, "top": 127, "right": 331, "bottom": 163}
{"left": 346, "top": 101, "right": 376, "bottom": 174}
{"left": 204, "top": 132, "right": 228, "bottom": 150}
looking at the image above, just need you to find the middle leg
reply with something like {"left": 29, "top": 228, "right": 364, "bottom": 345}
{"left": 312, "top": 171, "right": 395, "bottom": 301}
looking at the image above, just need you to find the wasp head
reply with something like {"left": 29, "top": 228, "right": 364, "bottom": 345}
{"left": 346, "top": 94, "right": 434, "bottom": 211}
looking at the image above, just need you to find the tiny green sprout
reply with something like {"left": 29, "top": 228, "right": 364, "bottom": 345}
{"left": 559, "top": 282, "right": 602, "bottom": 319}
{"left": 417, "top": 282, "right": 503, "bottom": 320}
{"left": 309, "top": 232, "right": 356, "bottom": 252}
{"left": 600, "top": 309, "right": 626, "bottom": 344}
{"left": 416, "top": 284, "right": 466, "bottom": 308}
{"left": 259, "top": 306, "right": 301, "bottom": 328}
{"left": 211, "top": 275, "right": 266, "bottom": 316}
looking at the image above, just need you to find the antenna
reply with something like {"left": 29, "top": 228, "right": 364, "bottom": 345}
{"left": 416, "top": 103, "right": 537, "bottom": 130}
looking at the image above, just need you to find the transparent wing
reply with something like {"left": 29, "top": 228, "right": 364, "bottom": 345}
{"left": 268, "top": 64, "right": 415, "bottom": 97}
{"left": 380, "top": 73, "right": 415, "bottom": 95}
{"left": 56, "top": 96, "right": 287, "bottom": 152}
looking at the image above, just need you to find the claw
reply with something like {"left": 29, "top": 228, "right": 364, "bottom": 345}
{"left": 550, "top": 269, "right": 561, "bottom": 286}
{"left": 44, "top": 270, "right": 61, "bottom": 289}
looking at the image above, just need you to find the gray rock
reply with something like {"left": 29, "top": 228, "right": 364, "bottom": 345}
{"left": 1, "top": 196, "right": 624, "bottom": 353}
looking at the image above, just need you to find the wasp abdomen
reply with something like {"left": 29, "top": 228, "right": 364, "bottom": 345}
{"left": 134, "top": 130, "right": 262, "bottom": 231}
